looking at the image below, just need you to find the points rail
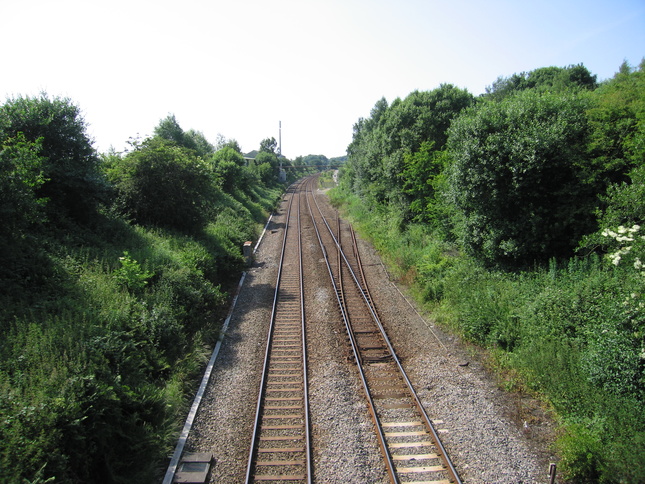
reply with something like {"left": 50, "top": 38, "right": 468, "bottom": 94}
{"left": 304, "top": 176, "right": 462, "bottom": 484}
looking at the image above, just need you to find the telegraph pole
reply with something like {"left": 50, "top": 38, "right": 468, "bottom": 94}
{"left": 278, "top": 121, "right": 286, "bottom": 182}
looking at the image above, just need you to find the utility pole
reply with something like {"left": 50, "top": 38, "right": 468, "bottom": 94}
{"left": 278, "top": 121, "right": 286, "bottom": 182}
{"left": 278, "top": 120, "right": 282, "bottom": 157}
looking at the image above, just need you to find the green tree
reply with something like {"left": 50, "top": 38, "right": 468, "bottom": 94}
{"left": 447, "top": 89, "right": 594, "bottom": 266}
{"left": 485, "top": 64, "right": 597, "bottom": 101}
{"left": 0, "top": 134, "right": 46, "bottom": 236}
{"left": 0, "top": 94, "right": 104, "bottom": 223}
{"left": 109, "top": 137, "right": 218, "bottom": 232}
{"left": 586, "top": 60, "right": 645, "bottom": 189}
{"left": 210, "top": 146, "right": 250, "bottom": 192}
{"left": 401, "top": 141, "right": 452, "bottom": 230}
{"left": 215, "top": 135, "right": 241, "bottom": 153}
{"left": 259, "top": 137, "right": 278, "bottom": 154}
{"left": 154, "top": 114, "right": 192, "bottom": 147}
{"left": 185, "top": 129, "right": 215, "bottom": 157}
{"left": 346, "top": 85, "right": 473, "bottom": 214}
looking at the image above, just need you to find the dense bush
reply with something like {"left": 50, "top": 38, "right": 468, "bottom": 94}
{"left": 345, "top": 84, "right": 474, "bottom": 211}
{"left": 0, "top": 94, "right": 106, "bottom": 223}
{"left": 0, "top": 134, "right": 46, "bottom": 235}
{"left": 107, "top": 137, "right": 220, "bottom": 232}
{"left": 447, "top": 89, "right": 594, "bottom": 266}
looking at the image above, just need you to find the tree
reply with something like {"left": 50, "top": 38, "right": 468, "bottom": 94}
{"left": 210, "top": 146, "right": 249, "bottom": 192}
{"left": 0, "top": 94, "right": 104, "bottom": 223}
{"left": 447, "top": 89, "right": 594, "bottom": 266}
{"left": 583, "top": 60, "right": 645, "bottom": 240}
{"left": 154, "top": 114, "right": 191, "bottom": 146}
{"left": 485, "top": 64, "right": 598, "bottom": 101}
{"left": 259, "top": 137, "right": 277, "bottom": 154}
{"left": 345, "top": 85, "right": 474, "bottom": 213}
{"left": 585, "top": 60, "right": 645, "bottom": 189}
{"left": 109, "top": 137, "right": 218, "bottom": 232}
{"left": 215, "top": 134, "right": 241, "bottom": 153}
{"left": 401, "top": 141, "right": 451, "bottom": 229}
{"left": 185, "top": 129, "right": 215, "bottom": 157}
{"left": 0, "top": 134, "right": 46, "bottom": 236}
{"left": 253, "top": 151, "right": 280, "bottom": 184}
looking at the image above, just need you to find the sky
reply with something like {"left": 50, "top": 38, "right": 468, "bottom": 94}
{"left": 1, "top": 0, "right": 643, "bottom": 159}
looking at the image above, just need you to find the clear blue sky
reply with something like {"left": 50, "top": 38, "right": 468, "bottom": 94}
{"left": 2, "top": 0, "right": 643, "bottom": 158}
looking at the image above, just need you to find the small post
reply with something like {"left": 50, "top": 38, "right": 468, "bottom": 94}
{"left": 243, "top": 241, "right": 253, "bottom": 266}
{"left": 549, "top": 463, "right": 557, "bottom": 484}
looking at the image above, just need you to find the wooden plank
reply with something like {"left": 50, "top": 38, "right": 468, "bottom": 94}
{"left": 259, "top": 436, "right": 304, "bottom": 441}
{"left": 385, "top": 431, "right": 428, "bottom": 437}
{"left": 392, "top": 453, "right": 438, "bottom": 460}
{"left": 396, "top": 466, "right": 446, "bottom": 474}
{"left": 263, "top": 414, "right": 302, "bottom": 419}
{"left": 404, "top": 481, "right": 451, "bottom": 484}
{"left": 256, "top": 460, "right": 305, "bottom": 466}
{"left": 261, "top": 424, "right": 304, "bottom": 430}
{"left": 257, "top": 447, "right": 305, "bottom": 453}
{"left": 254, "top": 475, "right": 306, "bottom": 481}
{"left": 395, "top": 465, "right": 445, "bottom": 473}
{"left": 382, "top": 421, "right": 423, "bottom": 427}
{"left": 381, "top": 403, "right": 413, "bottom": 409}
{"left": 389, "top": 441, "right": 433, "bottom": 449}
{"left": 372, "top": 392, "right": 408, "bottom": 399}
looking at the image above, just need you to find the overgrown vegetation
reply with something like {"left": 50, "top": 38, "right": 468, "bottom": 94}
{"left": 0, "top": 97, "right": 293, "bottom": 483}
{"left": 335, "top": 61, "right": 645, "bottom": 482}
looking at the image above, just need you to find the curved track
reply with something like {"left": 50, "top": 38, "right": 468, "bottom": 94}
{"left": 303, "top": 175, "right": 461, "bottom": 484}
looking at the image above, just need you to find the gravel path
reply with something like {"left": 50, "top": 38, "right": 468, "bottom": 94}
{"left": 182, "top": 188, "right": 556, "bottom": 483}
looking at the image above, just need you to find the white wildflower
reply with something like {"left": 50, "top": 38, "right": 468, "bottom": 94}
{"left": 609, "top": 252, "right": 622, "bottom": 266}
{"left": 616, "top": 235, "right": 635, "bottom": 243}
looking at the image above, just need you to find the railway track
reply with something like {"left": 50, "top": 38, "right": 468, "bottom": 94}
{"left": 242, "top": 175, "right": 460, "bottom": 484}
{"left": 245, "top": 183, "right": 312, "bottom": 484}
{"left": 303, "top": 176, "right": 461, "bottom": 484}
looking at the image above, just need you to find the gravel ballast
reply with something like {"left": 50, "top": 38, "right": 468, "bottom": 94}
{"left": 181, "top": 188, "right": 556, "bottom": 483}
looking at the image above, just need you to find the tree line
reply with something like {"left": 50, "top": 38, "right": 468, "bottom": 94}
{"left": 343, "top": 62, "right": 643, "bottom": 268}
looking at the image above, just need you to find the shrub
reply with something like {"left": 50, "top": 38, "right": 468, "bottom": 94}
{"left": 556, "top": 421, "right": 604, "bottom": 482}
{"left": 109, "top": 137, "right": 219, "bottom": 232}
{"left": 447, "top": 89, "right": 594, "bottom": 267}
{"left": 0, "top": 94, "right": 105, "bottom": 223}
{"left": 113, "top": 251, "right": 154, "bottom": 292}
{"left": 0, "top": 134, "right": 47, "bottom": 236}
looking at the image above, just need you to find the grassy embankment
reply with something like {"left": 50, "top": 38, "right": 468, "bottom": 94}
{"left": 330, "top": 188, "right": 645, "bottom": 483}
{"left": 0, "top": 185, "right": 282, "bottom": 483}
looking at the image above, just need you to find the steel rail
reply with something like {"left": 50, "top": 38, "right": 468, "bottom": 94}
{"left": 245, "top": 183, "right": 312, "bottom": 484}
{"left": 345, "top": 221, "right": 462, "bottom": 484}
{"left": 308, "top": 176, "right": 462, "bottom": 484}
{"left": 303, "top": 177, "right": 399, "bottom": 483}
